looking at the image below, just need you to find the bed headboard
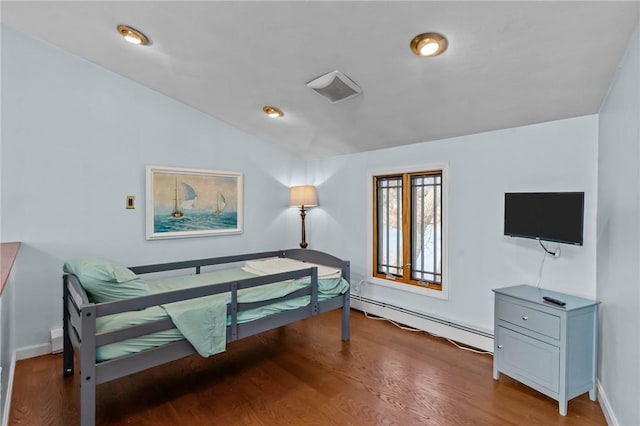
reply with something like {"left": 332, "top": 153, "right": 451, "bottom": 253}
{"left": 279, "top": 249, "right": 350, "bottom": 282}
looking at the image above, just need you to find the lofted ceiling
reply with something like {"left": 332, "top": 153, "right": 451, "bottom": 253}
{"left": 2, "top": 1, "right": 639, "bottom": 159}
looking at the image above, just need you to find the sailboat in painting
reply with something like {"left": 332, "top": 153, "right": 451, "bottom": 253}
{"left": 215, "top": 193, "right": 226, "bottom": 214}
{"left": 171, "top": 179, "right": 183, "bottom": 218}
{"left": 181, "top": 183, "right": 197, "bottom": 210}
{"left": 171, "top": 180, "right": 197, "bottom": 218}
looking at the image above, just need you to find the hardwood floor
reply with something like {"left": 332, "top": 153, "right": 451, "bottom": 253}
{"left": 10, "top": 310, "right": 606, "bottom": 425}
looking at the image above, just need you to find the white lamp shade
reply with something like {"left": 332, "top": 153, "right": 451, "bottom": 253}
{"left": 289, "top": 185, "right": 318, "bottom": 207}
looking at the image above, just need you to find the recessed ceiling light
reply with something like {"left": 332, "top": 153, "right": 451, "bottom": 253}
{"left": 263, "top": 106, "right": 284, "bottom": 118}
{"left": 410, "top": 32, "right": 447, "bottom": 57}
{"left": 117, "top": 25, "right": 149, "bottom": 46}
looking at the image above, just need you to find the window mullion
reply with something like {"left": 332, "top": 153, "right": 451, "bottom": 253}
{"left": 402, "top": 174, "right": 411, "bottom": 283}
{"left": 420, "top": 179, "right": 426, "bottom": 281}
{"left": 394, "top": 184, "right": 399, "bottom": 275}
{"left": 385, "top": 184, "right": 390, "bottom": 274}
{"left": 433, "top": 180, "right": 438, "bottom": 281}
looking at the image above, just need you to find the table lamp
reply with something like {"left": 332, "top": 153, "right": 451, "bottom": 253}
{"left": 289, "top": 185, "right": 318, "bottom": 248}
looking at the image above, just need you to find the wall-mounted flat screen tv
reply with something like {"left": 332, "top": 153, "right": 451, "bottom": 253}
{"left": 504, "top": 192, "right": 584, "bottom": 246}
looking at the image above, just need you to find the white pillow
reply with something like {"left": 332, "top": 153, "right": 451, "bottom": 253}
{"left": 242, "top": 257, "right": 341, "bottom": 278}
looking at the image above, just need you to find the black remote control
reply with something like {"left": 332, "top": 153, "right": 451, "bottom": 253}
{"left": 543, "top": 296, "right": 566, "bottom": 307}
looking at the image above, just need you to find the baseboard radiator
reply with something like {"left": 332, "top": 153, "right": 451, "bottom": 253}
{"left": 350, "top": 294, "right": 494, "bottom": 353}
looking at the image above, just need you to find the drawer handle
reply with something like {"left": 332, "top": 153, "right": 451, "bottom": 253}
{"left": 497, "top": 344, "right": 503, "bottom": 349}
{"left": 521, "top": 315, "right": 528, "bottom": 320}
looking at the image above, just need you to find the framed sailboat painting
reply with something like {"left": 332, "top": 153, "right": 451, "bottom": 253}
{"left": 146, "top": 165, "right": 243, "bottom": 240}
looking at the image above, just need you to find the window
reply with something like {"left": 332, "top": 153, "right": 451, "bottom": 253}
{"left": 373, "top": 170, "right": 443, "bottom": 291}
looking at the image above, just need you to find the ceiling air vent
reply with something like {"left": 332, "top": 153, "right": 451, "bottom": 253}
{"left": 306, "top": 70, "right": 362, "bottom": 103}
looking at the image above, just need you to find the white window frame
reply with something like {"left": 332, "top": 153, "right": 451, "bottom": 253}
{"left": 367, "top": 163, "right": 449, "bottom": 300}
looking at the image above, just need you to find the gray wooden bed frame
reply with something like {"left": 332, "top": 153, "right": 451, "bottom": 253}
{"left": 63, "top": 249, "right": 350, "bottom": 426}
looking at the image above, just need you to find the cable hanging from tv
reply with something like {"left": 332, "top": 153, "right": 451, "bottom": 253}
{"left": 538, "top": 239, "right": 559, "bottom": 257}
{"left": 536, "top": 238, "right": 560, "bottom": 288}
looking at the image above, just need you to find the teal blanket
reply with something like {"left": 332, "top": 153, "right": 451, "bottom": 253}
{"left": 157, "top": 268, "right": 347, "bottom": 357}
{"left": 95, "top": 268, "right": 349, "bottom": 360}
{"left": 153, "top": 269, "right": 253, "bottom": 357}
{"left": 161, "top": 295, "right": 229, "bottom": 357}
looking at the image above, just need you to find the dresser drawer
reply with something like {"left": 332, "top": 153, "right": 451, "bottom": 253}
{"left": 496, "top": 298, "right": 560, "bottom": 339}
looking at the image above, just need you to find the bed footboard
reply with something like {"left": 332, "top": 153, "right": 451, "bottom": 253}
{"left": 63, "top": 274, "right": 98, "bottom": 425}
{"left": 62, "top": 275, "right": 75, "bottom": 377}
{"left": 280, "top": 248, "right": 351, "bottom": 341}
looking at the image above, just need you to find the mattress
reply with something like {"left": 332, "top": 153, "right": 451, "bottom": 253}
{"left": 95, "top": 265, "right": 348, "bottom": 361}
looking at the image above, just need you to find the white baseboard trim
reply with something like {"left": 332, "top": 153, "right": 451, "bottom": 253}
{"left": 597, "top": 379, "right": 618, "bottom": 426}
{"left": 351, "top": 297, "right": 494, "bottom": 353}
{"left": 2, "top": 342, "right": 52, "bottom": 426}
{"left": 15, "top": 343, "right": 50, "bottom": 361}
{"left": 2, "top": 352, "right": 16, "bottom": 426}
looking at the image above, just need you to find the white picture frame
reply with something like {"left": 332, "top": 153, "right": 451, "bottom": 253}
{"left": 146, "top": 165, "right": 243, "bottom": 240}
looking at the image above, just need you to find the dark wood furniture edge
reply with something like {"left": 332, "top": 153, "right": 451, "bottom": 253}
{"left": 1, "top": 242, "right": 21, "bottom": 295}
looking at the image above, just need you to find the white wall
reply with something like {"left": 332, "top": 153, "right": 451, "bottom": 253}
{"left": 308, "top": 115, "right": 598, "bottom": 333}
{"left": 0, "top": 26, "right": 305, "bottom": 349}
{"left": 597, "top": 22, "right": 640, "bottom": 426}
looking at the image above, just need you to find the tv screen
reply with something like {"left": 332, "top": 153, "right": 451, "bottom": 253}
{"left": 504, "top": 192, "right": 584, "bottom": 246}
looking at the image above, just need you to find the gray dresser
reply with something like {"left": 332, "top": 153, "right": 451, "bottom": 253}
{"left": 492, "top": 285, "right": 599, "bottom": 415}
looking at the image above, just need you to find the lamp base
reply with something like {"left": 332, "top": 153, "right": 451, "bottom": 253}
{"left": 299, "top": 206, "right": 309, "bottom": 249}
